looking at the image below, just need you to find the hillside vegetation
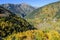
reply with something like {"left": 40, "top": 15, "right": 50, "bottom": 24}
{"left": 25, "top": 1, "right": 60, "bottom": 29}
{"left": 0, "top": 6, "right": 35, "bottom": 39}
{"left": 4, "top": 30, "right": 60, "bottom": 40}
{"left": 1, "top": 1, "right": 60, "bottom": 40}
{"left": 25, "top": 1, "right": 60, "bottom": 19}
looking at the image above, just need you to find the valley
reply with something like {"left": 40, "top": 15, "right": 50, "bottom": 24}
{"left": 0, "top": 1, "right": 60, "bottom": 40}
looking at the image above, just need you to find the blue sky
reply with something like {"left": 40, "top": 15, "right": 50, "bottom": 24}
{"left": 0, "top": 0, "right": 59, "bottom": 7}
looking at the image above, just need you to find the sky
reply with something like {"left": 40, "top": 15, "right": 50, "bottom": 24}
{"left": 0, "top": 0, "right": 59, "bottom": 7}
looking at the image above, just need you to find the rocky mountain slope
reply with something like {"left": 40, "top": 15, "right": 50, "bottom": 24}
{"left": 0, "top": 3, "right": 35, "bottom": 17}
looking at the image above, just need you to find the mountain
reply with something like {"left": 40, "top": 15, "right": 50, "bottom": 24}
{"left": 25, "top": 1, "right": 60, "bottom": 20}
{"left": 0, "top": 3, "right": 35, "bottom": 17}
{"left": 25, "top": 1, "right": 60, "bottom": 29}
{"left": 0, "top": 6, "right": 35, "bottom": 39}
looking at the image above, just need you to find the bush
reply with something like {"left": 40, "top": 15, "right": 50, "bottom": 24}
{"left": 4, "top": 30, "right": 60, "bottom": 40}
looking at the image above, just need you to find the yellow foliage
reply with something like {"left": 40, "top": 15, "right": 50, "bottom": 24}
{"left": 4, "top": 30, "right": 60, "bottom": 40}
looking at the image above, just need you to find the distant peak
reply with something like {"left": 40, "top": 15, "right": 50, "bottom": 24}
{"left": 20, "top": 3, "right": 29, "bottom": 6}
{"left": 21, "top": 3, "right": 27, "bottom": 4}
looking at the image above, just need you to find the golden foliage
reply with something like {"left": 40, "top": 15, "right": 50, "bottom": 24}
{"left": 4, "top": 30, "right": 60, "bottom": 40}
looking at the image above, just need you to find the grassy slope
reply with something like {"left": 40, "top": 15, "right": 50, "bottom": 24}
{"left": 24, "top": 1, "right": 60, "bottom": 31}
{"left": 25, "top": 1, "right": 60, "bottom": 19}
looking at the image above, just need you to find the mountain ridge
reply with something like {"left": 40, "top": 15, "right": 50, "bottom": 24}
{"left": 25, "top": 1, "right": 60, "bottom": 19}
{"left": 0, "top": 3, "right": 35, "bottom": 17}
